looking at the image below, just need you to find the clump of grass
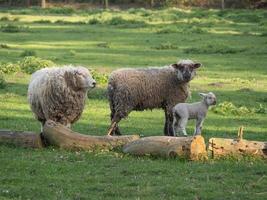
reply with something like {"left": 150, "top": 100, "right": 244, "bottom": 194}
{"left": 153, "top": 42, "right": 178, "bottom": 50}
{"left": 13, "top": 17, "right": 20, "bottom": 21}
{"left": 34, "top": 19, "right": 52, "bottom": 24}
{"left": 184, "top": 44, "right": 246, "bottom": 54}
{"left": 0, "top": 62, "right": 20, "bottom": 74}
{"left": 211, "top": 101, "right": 252, "bottom": 116}
{"left": 96, "top": 42, "right": 110, "bottom": 48}
{"left": 156, "top": 27, "right": 178, "bottom": 34}
{"left": 69, "top": 50, "right": 77, "bottom": 56}
{"left": 0, "top": 72, "right": 6, "bottom": 89}
{"left": 0, "top": 24, "right": 30, "bottom": 33}
{"left": 260, "top": 32, "right": 267, "bottom": 37}
{"left": 0, "top": 43, "right": 10, "bottom": 49}
{"left": 254, "top": 104, "right": 267, "bottom": 114}
{"left": 19, "top": 56, "right": 55, "bottom": 74}
{"left": 20, "top": 50, "right": 37, "bottom": 57}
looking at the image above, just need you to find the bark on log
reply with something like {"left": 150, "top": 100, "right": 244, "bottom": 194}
{"left": 123, "top": 135, "right": 207, "bottom": 160}
{"left": 208, "top": 137, "right": 267, "bottom": 159}
{"left": 0, "top": 130, "right": 43, "bottom": 148}
{"left": 43, "top": 120, "right": 140, "bottom": 151}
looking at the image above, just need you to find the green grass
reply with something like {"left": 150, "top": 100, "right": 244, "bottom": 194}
{"left": 0, "top": 7, "right": 267, "bottom": 199}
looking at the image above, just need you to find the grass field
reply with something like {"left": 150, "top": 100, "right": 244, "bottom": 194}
{"left": 0, "top": 7, "right": 267, "bottom": 199}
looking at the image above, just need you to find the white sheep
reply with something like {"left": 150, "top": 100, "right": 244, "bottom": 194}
{"left": 172, "top": 92, "right": 216, "bottom": 136}
{"left": 28, "top": 66, "right": 96, "bottom": 131}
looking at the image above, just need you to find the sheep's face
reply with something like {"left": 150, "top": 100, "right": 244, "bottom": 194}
{"left": 200, "top": 92, "right": 217, "bottom": 106}
{"left": 172, "top": 60, "right": 201, "bottom": 82}
{"left": 64, "top": 67, "right": 96, "bottom": 91}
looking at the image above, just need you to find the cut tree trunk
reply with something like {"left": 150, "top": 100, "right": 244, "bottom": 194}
{"left": 123, "top": 135, "right": 207, "bottom": 160}
{"left": 43, "top": 120, "right": 140, "bottom": 151}
{"left": 0, "top": 130, "right": 43, "bottom": 148}
{"left": 209, "top": 138, "right": 267, "bottom": 159}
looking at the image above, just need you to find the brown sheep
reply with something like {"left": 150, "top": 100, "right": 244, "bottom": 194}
{"left": 107, "top": 59, "right": 201, "bottom": 136}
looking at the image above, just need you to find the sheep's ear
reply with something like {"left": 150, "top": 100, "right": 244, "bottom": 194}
{"left": 64, "top": 71, "right": 74, "bottom": 87}
{"left": 199, "top": 93, "right": 206, "bottom": 97}
{"left": 193, "top": 63, "right": 202, "bottom": 69}
{"left": 171, "top": 63, "right": 182, "bottom": 69}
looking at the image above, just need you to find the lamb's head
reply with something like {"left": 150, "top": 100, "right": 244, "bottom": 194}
{"left": 64, "top": 67, "right": 96, "bottom": 91}
{"left": 199, "top": 92, "right": 217, "bottom": 106}
{"left": 171, "top": 59, "right": 201, "bottom": 82}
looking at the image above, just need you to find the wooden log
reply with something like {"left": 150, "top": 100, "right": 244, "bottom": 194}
{"left": 209, "top": 127, "right": 267, "bottom": 159}
{"left": 0, "top": 130, "right": 43, "bottom": 148}
{"left": 42, "top": 120, "right": 140, "bottom": 151}
{"left": 122, "top": 135, "right": 207, "bottom": 160}
{"left": 208, "top": 137, "right": 267, "bottom": 159}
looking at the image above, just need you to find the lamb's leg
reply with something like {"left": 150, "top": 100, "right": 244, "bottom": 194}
{"left": 177, "top": 117, "right": 188, "bottom": 136}
{"left": 194, "top": 118, "right": 204, "bottom": 135}
{"left": 172, "top": 115, "right": 179, "bottom": 136}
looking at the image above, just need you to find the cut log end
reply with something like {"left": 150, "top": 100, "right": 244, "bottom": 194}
{"left": 0, "top": 130, "right": 43, "bottom": 148}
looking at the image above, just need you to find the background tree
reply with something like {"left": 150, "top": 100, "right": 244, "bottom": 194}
{"left": 41, "top": 0, "right": 46, "bottom": 8}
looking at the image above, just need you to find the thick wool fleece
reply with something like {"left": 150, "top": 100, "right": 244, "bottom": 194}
{"left": 28, "top": 66, "right": 95, "bottom": 127}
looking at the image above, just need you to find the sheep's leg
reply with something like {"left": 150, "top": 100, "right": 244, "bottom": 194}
{"left": 164, "top": 109, "right": 174, "bottom": 136}
{"left": 194, "top": 118, "right": 204, "bottom": 135}
{"left": 164, "top": 114, "right": 168, "bottom": 136}
{"left": 177, "top": 117, "right": 188, "bottom": 136}
{"left": 108, "top": 112, "right": 122, "bottom": 136}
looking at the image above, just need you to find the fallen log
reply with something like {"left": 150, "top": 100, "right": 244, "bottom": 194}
{"left": 209, "top": 127, "right": 267, "bottom": 159}
{"left": 0, "top": 130, "right": 43, "bottom": 148}
{"left": 43, "top": 120, "right": 140, "bottom": 151}
{"left": 122, "top": 135, "right": 207, "bottom": 160}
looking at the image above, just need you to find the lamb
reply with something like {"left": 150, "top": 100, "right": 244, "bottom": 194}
{"left": 172, "top": 92, "right": 216, "bottom": 136}
{"left": 28, "top": 66, "right": 96, "bottom": 131}
{"left": 107, "top": 59, "right": 202, "bottom": 136}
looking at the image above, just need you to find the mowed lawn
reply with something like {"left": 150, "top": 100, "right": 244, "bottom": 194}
{"left": 0, "top": 7, "right": 267, "bottom": 199}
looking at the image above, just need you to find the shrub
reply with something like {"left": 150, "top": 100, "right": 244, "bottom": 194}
{"left": 20, "top": 50, "right": 37, "bottom": 57}
{"left": 0, "top": 62, "right": 20, "bottom": 74}
{"left": 106, "top": 16, "right": 146, "bottom": 28}
{"left": 0, "top": 72, "right": 7, "bottom": 89}
{"left": 19, "top": 56, "right": 55, "bottom": 74}
{"left": 46, "top": 7, "right": 75, "bottom": 15}
{"left": 0, "top": 16, "right": 10, "bottom": 21}
{"left": 0, "top": 24, "right": 30, "bottom": 33}
{"left": 211, "top": 101, "right": 252, "bottom": 116}
{"left": 88, "top": 18, "right": 101, "bottom": 25}
{"left": 90, "top": 69, "right": 108, "bottom": 85}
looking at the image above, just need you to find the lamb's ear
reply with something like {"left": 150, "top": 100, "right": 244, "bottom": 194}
{"left": 193, "top": 63, "right": 202, "bottom": 69}
{"left": 199, "top": 93, "right": 206, "bottom": 97}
